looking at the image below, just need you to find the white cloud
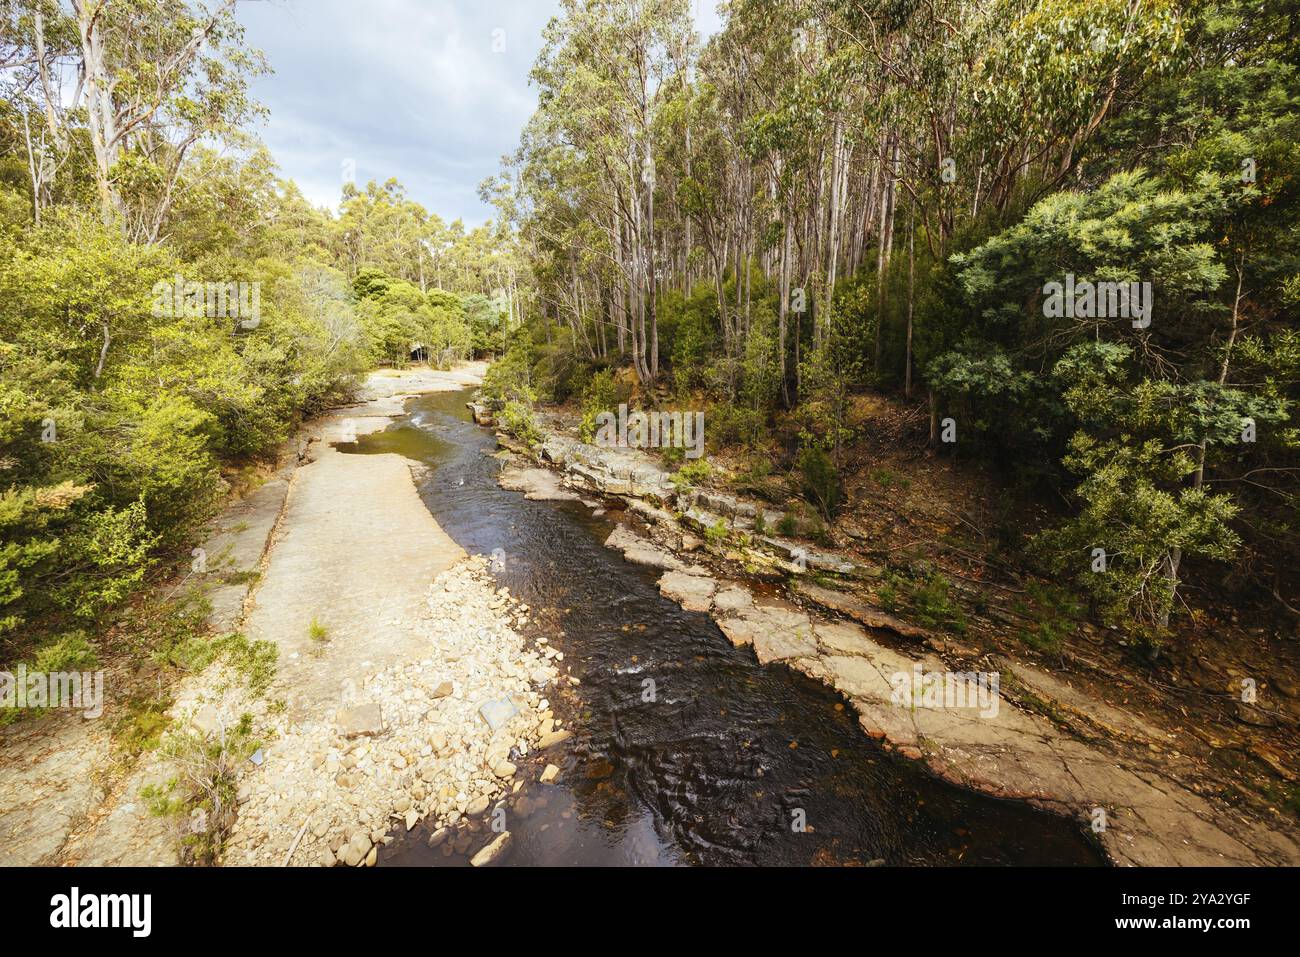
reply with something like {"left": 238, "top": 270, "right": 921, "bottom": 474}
{"left": 240, "top": 0, "right": 726, "bottom": 223}
{"left": 241, "top": 0, "right": 554, "bottom": 223}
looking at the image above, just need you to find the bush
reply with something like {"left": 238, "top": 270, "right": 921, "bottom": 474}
{"left": 480, "top": 331, "right": 536, "bottom": 408}
{"left": 578, "top": 368, "right": 623, "bottom": 442}
{"left": 879, "top": 565, "right": 967, "bottom": 634}
{"left": 797, "top": 445, "right": 844, "bottom": 520}
{"left": 670, "top": 459, "right": 712, "bottom": 492}
{"left": 705, "top": 518, "right": 730, "bottom": 545}
{"left": 500, "top": 400, "right": 544, "bottom": 450}
{"left": 707, "top": 402, "right": 768, "bottom": 451}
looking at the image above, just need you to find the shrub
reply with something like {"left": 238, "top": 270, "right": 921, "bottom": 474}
{"left": 879, "top": 565, "right": 967, "bottom": 634}
{"left": 705, "top": 518, "right": 730, "bottom": 545}
{"left": 670, "top": 459, "right": 712, "bottom": 492}
{"left": 797, "top": 445, "right": 843, "bottom": 520}
{"left": 578, "top": 368, "right": 622, "bottom": 442}
{"left": 707, "top": 402, "right": 768, "bottom": 450}
{"left": 500, "top": 400, "right": 544, "bottom": 450}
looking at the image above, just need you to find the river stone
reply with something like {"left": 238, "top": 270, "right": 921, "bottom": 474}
{"left": 540, "top": 764, "right": 560, "bottom": 784}
{"left": 336, "top": 703, "right": 384, "bottom": 738}
{"left": 605, "top": 525, "right": 684, "bottom": 570}
{"left": 815, "top": 621, "right": 876, "bottom": 657}
{"left": 751, "top": 625, "right": 818, "bottom": 665}
{"left": 470, "top": 831, "right": 513, "bottom": 867}
{"left": 478, "top": 697, "right": 518, "bottom": 731}
{"left": 716, "top": 616, "right": 757, "bottom": 649}
{"left": 538, "top": 729, "right": 572, "bottom": 749}
{"left": 339, "top": 836, "right": 369, "bottom": 867}
{"left": 717, "top": 604, "right": 816, "bottom": 663}
{"left": 499, "top": 467, "right": 581, "bottom": 501}
{"left": 432, "top": 680, "right": 454, "bottom": 698}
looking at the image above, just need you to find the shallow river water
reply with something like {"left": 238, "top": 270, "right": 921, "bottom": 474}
{"left": 342, "top": 388, "right": 1103, "bottom": 867}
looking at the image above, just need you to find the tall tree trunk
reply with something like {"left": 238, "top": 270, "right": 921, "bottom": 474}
{"left": 873, "top": 131, "right": 899, "bottom": 373}
{"left": 904, "top": 200, "right": 915, "bottom": 398}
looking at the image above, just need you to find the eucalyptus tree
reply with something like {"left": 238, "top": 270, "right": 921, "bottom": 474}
{"left": 6, "top": 0, "right": 269, "bottom": 235}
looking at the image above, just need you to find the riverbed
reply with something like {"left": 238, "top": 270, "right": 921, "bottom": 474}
{"left": 342, "top": 388, "right": 1103, "bottom": 866}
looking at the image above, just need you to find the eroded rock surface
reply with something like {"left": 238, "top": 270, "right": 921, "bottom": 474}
{"left": 504, "top": 430, "right": 1300, "bottom": 868}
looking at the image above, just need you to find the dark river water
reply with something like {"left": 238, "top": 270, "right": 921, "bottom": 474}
{"left": 341, "top": 388, "right": 1103, "bottom": 867}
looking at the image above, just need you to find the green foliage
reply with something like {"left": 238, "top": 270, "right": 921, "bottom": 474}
{"left": 796, "top": 445, "right": 843, "bottom": 520}
{"left": 499, "top": 400, "right": 544, "bottom": 451}
{"left": 662, "top": 284, "right": 721, "bottom": 395}
{"left": 0, "top": 628, "right": 100, "bottom": 726}
{"left": 578, "top": 368, "right": 623, "bottom": 442}
{"left": 707, "top": 402, "right": 768, "bottom": 451}
{"left": 462, "top": 292, "right": 505, "bottom": 356}
{"left": 214, "top": 633, "right": 278, "bottom": 697}
{"left": 143, "top": 710, "right": 259, "bottom": 866}
{"left": 1034, "top": 433, "right": 1241, "bottom": 631}
{"left": 670, "top": 458, "right": 712, "bottom": 492}
{"left": 660, "top": 444, "right": 685, "bottom": 469}
{"left": 1013, "top": 582, "right": 1084, "bottom": 653}
{"left": 114, "top": 696, "right": 174, "bottom": 757}
{"left": 480, "top": 329, "right": 536, "bottom": 408}
{"left": 879, "top": 564, "right": 967, "bottom": 635}
{"left": 1030, "top": 342, "right": 1248, "bottom": 632}
{"left": 353, "top": 273, "right": 473, "bottom": 368}
{"left": 0, "top": 213, "right": 367, "bottom": 669}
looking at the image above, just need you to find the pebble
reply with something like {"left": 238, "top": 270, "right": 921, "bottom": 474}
{"left": 216, "top": 555, "right": 562, "bottom": 866}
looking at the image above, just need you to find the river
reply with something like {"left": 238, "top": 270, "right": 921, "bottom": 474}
{"left": 341, "top": 388, "right": 1103, "bottom": 867}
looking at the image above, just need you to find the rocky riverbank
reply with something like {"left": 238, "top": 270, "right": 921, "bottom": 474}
{"left": 0, "top": 363, "right": 518, "bottom": 867}
{"left": 486, "top": 416, "right": 1300, "bottom": 868}
{"left": 222, "top": 556, "right": 566, "bottom": 866}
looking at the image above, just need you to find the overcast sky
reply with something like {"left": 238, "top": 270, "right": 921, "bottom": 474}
{"left": 239, "top": 0, "right": 724, "bottom": 226}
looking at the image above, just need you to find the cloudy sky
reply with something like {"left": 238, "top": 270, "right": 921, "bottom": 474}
{"left": 239, "top": 0, "right": 724, "bottom": 226}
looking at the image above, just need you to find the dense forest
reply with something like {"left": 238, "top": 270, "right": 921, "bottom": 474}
{"left": 481, "top": 0, "right": 1299, "bottom": 650}
{"left": 1, "top": 0, "right": 1298, "bottom": 706}
{"left": 0, "top": 0, "right": 1297, "bottom": 880}
{"left": 0, "top": 0, "right": 517, "bottom": 687}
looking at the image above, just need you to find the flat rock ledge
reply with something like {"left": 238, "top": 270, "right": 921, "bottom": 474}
{"left": 651, "top": 557, "right": 1300, "bottom": 866}
{"left": 480, "top": 409, "right": 1300, "bottom": 868}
